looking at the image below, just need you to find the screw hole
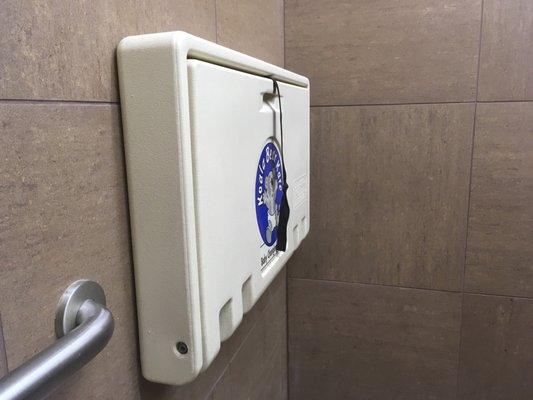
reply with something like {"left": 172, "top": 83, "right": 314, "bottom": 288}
{"left": 176, "top": 341, "right": 188, "bottom": 355}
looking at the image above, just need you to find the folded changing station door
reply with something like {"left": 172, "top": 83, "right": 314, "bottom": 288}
{"left": 117, "top": 32, "right": 310, "bottom": 385}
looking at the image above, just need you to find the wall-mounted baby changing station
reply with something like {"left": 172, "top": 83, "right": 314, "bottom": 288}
{"left": 117, "top": 32, "right": 309, "bottom": 385}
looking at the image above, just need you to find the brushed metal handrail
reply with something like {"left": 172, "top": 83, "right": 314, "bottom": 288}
{"left": 0, "top": 280, "right": 114, "bottom": 400}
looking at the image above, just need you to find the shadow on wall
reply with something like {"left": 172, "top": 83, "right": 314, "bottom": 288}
{"left": 0, "top": 316, "right": 7, "bottom": 377}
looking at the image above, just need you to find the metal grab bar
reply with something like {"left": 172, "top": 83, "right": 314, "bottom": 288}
{"left": 0, "top": 280, "right": 114, "bottom": 400}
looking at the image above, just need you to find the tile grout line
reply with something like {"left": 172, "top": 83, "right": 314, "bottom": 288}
{"left": 0, "top": 314, "right": 8, "bottom": 375}
{"left": 310, "top": 99, "right": 533, "bottom": 109}
{"left": 311, "top": 100, "right": 476, "bottom": 108}
{"left": 289, "top": 276, "right": 463, "bottom": 295}
{"left": 227, "top": 320, "right": 259, "bottom": 365}
{"left": 282, "top": 2, "right": 291, "bottom": 398}
{"left": 477, "top": 99, "right": 533, "bottom": 103}
{"left": 0, "top": 97, "right": 531, "bottom": 109}
{"left": 1, "top": 98, "right": 530, "bottom": 112}
{"left": 0, "top": 98, "right": 119, "bottom": 106}
{"left": 462, "top": 291, "right": 533, "bottom": 302}
{"left": 456, "top": 0, "right": 485, "bottom": 396}
{"left": 213, "top": 320, "right": 259, "bottom": 400}
{"left": 282, "top": 0, "right": 286, "bottom": 69}
{"left": 214, "top": 0, "right": 219, "bottom": 44}
{"left": 206, "top": 363, "right": 231, "bottom": 400}
{"left": 208, "top": 362, "right": 233, "bottom": 400}
{"left": 285, "top": 268, "right": 291, "bottom": 400}
{"left": 6, "top": 99, "right": 531, "bottom": 108}
{"left": 289, "top": 276, "right": 533, "bottom": 302}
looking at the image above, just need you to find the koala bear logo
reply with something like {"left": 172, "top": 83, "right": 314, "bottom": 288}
{"left": 263, "top": 170, "right": 280, "bottom": 243}
{"left": 255, "top": 141, "right": 284, "bottom": 247}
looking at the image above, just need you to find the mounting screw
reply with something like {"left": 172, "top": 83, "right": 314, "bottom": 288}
{"left": 176, "top": 341, "right": 188, "bottom": 355}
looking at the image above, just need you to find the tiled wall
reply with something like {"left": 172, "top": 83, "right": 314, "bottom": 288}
{"left": 285, "top": 0, "right": 533, "bottom": 399}
{"left": 0, "top": 1, "right": 286, "bottom": 400}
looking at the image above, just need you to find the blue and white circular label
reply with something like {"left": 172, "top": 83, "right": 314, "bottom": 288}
{"left": 255, "top": 140, "right": 284, "bottom": 247}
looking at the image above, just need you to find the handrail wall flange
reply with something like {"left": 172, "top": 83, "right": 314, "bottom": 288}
{"left": 0, "top": 280, "right": 114, "bottom": 400}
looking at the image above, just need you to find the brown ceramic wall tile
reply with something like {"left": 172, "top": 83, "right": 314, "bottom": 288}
{"left": 465, "top": 103, "right": 533, "bottom": 297}
{"left": 0, "top": 0, "right": 216, "bottom": 101}
{"left": 0, "top": 103, "right": 139, "bottom": 399}
{"left": 478, "top": 0, "right": 533, "bottom": 101}
{"left": 216, "top": 0, "right": 284, "bottom": 66}
{"left": 228, "top": 324, "right": 270, "bottom": 400}
{"left": 255, "top": 340, "right": 287, "bottom": 400}
{"left": 227, "top": 268, "right": 288, "bottom": 400}
{"left": 458, "top": 294, "right": 533, "bottom": 399}
{"left": 289, "top": 278, "right": 462, "bottom": 400}
{"left": 0, "top": 315, "right": 7, "bottom": 377}
{"left": 285, "top": 0, "right": 481, "bottom": 106}
{"left": 289, "top": 104, "right": 475, "bottom": 291}
{"left": 226, "top": 325, "right": 288, "bottom": 400}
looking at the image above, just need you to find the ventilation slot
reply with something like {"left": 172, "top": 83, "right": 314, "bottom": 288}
{"left": 218, "top": 299, "right": 234, "bottom": 341}
{"left": 241, "top": 276, "right": 254, "bottom": 313}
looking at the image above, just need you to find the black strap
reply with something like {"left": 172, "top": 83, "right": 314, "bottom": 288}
{"left": 272, "top": 79, "right": 290, "bottom": 252}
